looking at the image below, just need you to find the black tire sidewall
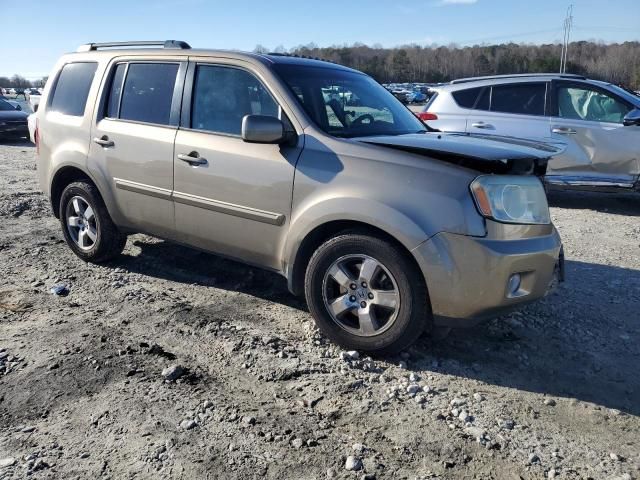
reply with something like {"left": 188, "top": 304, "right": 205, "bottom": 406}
{"left": 305, "top": 234, "right": 429, "bottom": 354}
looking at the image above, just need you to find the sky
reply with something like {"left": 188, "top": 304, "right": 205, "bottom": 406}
{"left": 1, "top": 0, "right": 638, "bottom": 79}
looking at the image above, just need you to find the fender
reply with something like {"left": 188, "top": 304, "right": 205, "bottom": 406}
{"left": 283, "top": 196, "right": 431, "bottom": 278}
{"left": 47, "top": 156, "right": 125, "bottom": 226}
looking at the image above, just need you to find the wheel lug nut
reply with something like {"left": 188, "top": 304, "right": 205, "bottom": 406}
{"left": 360, "top": 301, "right": 367, "bottom": 308}
{"left": 349, "top": 295, "right": 356, "bottom": 302}
{"left": 368, "top": 292, "right": 374, "bottom": 299}
{"left": 361, "top": 282, "right": 367, "bottom": 288}
{"left": 350, "top": 283, "right": 357, "bottom": 290}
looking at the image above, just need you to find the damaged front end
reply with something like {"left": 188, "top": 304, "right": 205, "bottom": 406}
{"left": 356, "top": 132, "right": 566, "bottom": 176}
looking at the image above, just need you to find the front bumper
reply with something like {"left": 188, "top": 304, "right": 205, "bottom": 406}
{"left": 412, "top": 225, "right": 563, "bottom": 327}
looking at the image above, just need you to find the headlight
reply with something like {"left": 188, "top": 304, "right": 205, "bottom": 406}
{"left": 470, "top": 175, "right": 550, "bottom": 225}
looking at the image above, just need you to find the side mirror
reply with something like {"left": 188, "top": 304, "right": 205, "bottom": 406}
{"left": 623, "top": 108, "right": 640, "bottom": 126}
{"left": 15, "top": 104, "right": 21, "bottom": 111}
{"left": 241, "top": 115, "right": 284, "bottom": 144}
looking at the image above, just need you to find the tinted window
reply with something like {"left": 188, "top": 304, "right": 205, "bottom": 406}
{"left": 475, "top": 87, "right": 490, "bottom": 110}
{"left": 490, "top": 83, "right": 546, "bottom": 115}
{"left": 452, "top": 87, "right": 482, "bottom": 109}
{"left": 119, "top": 63, "right": 178, "bottom": 125}
{"left": 106, "top": 63, "right": 126, "bottom": 118}
{"left": 191, "top": 65, "right": 278, "bottom": 135}
{"left": 49, "top": 62, "right": 97, "bottom": 116}
{"left": 557, "top": 85, "right": 631, "bottom": 123}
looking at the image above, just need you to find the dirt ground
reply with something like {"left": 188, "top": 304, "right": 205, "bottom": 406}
{"left": 0, "top": 142, "right": 638, "bottom": 480}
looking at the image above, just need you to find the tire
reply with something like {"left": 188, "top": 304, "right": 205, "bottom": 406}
{"left": 58, "top": 180, "right": 126, "bottom": 263}
{"left": 305, "top": 233, "right": 430, "bottom": 355}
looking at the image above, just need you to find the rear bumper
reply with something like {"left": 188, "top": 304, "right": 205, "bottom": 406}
{"left": 412, "top": 227, "right": 563, "bottom": 327}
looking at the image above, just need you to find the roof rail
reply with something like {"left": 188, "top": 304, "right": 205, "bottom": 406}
{"left": 450, "top": 73, "right": 586, "bottom": 84}
{"left": 266, "top": 52, "right": 336, "bottom": 64}
{"left": 76, "top": 40, "right": 191, "bottom": 52}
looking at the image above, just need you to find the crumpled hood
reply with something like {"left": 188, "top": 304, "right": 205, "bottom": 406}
{"left": 355, "top": 132, "right": 566, "bottom": 174}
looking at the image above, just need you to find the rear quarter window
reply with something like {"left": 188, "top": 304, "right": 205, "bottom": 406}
{"left": 452, "top": 87, "right": 483, "bottom": 109}
{"left": 49, "top": 62, "right": 98, "bottom": 116}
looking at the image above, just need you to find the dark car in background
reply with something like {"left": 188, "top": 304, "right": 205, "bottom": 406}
{"left": 0, "top": 98, "right": 29, "bottom": 141}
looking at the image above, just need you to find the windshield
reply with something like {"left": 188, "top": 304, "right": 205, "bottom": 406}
{"left": 0, "top": 99, "right": 16, "bottom": 111}
{"left": 273, "top": 64, "right": 426, "bottom": 138}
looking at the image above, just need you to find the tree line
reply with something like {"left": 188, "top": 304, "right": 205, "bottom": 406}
{"left": 0, "top": 74, "right": 48, "bottom": 89}
{"left": 260, "top": 41, "right": 640, "bottom": 89}
{"left": 4, "top": 41, "right": 639, "bottom": 90}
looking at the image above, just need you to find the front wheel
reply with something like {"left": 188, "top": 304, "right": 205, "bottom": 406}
{"left": 305, "top": 233, "right": 430, "bottom": 355}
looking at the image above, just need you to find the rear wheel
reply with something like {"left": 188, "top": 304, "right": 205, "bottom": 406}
{"left": 305, "top": 233, "right": 430, "bottom": 354}
{"left": 59, "top": 181, "right": 126, "bottom": 262}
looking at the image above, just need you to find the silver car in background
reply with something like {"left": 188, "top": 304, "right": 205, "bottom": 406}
{"left": 419, "top": 74, "right": 640, "bottom": 192}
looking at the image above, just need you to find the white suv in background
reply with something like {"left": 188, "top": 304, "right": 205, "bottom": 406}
{"left": 419, "top": 74, "right": 640, "bottom": 192}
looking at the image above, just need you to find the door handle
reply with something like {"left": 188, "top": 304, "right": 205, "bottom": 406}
{"left": 552, "top": 126, "right": 577, "bottom": 135}
{"left": 93, "top": 135, "right": 114, "bottom": 147}
{"left": 471, "top": 122, "right": 494, "bottom": 129}
{"left": 177, "top": 152, "right": 207, "bottom": 166}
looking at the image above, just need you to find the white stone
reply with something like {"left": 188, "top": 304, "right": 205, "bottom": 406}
{"left": 345, "top": 456, "right": 362, "bottom": 471}
{"left": 0, "top": 458, "right": 16, "bottom": 468}
{"left": 406, "top": 384, "right": 421, "bottom": 394}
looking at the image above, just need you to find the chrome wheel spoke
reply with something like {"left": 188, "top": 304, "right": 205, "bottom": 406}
{"left": 371, "top": 289, "right": 399, "bottom": 309}
{"left": 359, "top": 258, "right": 378, "bottom": 284}
{"left": 84, "top": 205, "right": 94, "bottom": 222}
{"left": 78, "top": 229, "right": 89, "bottom": 248}
{"left": 72, "top": 198, "right": 84, "bottom": 215}
{"left": 86, "top": 226, "right": 97, "bottom": 242}
{"left": 327, "top": 264, "right": 355, "bottom": 289}
{"left": 329, "top": 294, "right": 354, "bottom": 317}
{"left": 67, "top": 216, "right": 81, "bottom": 228}
{"left": 358, "top": 308, "right": 379, "bottom": 335}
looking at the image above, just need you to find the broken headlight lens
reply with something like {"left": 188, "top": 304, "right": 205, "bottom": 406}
{"left": 470, "top": 175, "right": 550, "bottom": 225}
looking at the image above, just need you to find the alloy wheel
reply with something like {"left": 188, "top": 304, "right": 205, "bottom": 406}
{"left": 65, "top": 196, "right": 98, "bottom": 251}
{"left": 322, "top": 254, "right": 400, "bottom": 337}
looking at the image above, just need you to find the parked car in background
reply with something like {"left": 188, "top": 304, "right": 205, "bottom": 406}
{"left": 0, "top": 98, "right": 29, "bottom": 140}
{"left": 419, "top": 73, "right": 640, "bottom": 193}
{"left": 27, "top": 89, "right": 41, "bottom": 111}
{"left": 6, "top": 100, "right": 23, "bottom": 110}
{"left": 406, "top": 90, "right": 427, "bottom": 103}
{"left": 390, "top": 88, "right": 411, "bottom": 104}
{"left": 37, "top": 40, "right": 564, "bottom": 354}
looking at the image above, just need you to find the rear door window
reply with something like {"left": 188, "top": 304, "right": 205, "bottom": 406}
{"left": 49, "top": 62, "right": 98, "bottom": 116}
{"left": 117, "top": 63, "right": 179, "bottom": 125}
{"left": 490, "top": 83, "right": 546, "bottom": 116}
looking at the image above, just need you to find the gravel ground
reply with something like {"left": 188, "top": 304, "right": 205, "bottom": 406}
{"left": 0, "top": 142, "right": 638, "bottom": 480}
